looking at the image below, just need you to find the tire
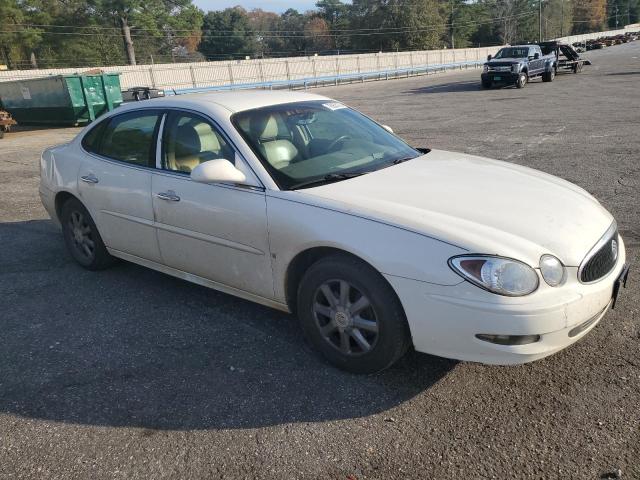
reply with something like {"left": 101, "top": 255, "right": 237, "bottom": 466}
{"left": 61, "top": 197, "right": 115, "bottom": 270}
{"left": 0, "top": 128, "right": 4, "bottom": 139}
{"left": 297, "top": 254, "right": 411, "bottom": 374}
{"left": 542, "top": 68, "right": 556, "bottom": 82}
{"left": 481, "top": 80, "right": 492, "bottom": 89}
{"left": 516, "top": 72, "right": 528, "bottom": 88}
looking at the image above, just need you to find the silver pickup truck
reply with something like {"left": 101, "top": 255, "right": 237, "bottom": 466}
{"left": 481, "top": 45, "right": 557, "bottom": 89}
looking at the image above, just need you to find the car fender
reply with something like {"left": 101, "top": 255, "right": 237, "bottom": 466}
{"left": 266, "top": 193, "right": 466, "bottom": 304}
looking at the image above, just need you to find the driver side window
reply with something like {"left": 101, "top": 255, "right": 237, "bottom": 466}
{"left": 162, "top": 112, "right": 234, "bottom": 173}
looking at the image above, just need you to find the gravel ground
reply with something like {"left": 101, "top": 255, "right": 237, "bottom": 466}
{"left": 0, "top": 43, "right": 638, "bottom": 480}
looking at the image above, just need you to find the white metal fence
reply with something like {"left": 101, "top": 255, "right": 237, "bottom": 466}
{"left": 0, "top": 24, "right": 637, "bottom": 92}
{"left": 0, "top": 47, "right": 501, "bottom": 92}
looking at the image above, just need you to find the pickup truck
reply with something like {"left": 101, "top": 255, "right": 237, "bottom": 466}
{"left": 481, "top": 45, "right": 557, "bottom": 89}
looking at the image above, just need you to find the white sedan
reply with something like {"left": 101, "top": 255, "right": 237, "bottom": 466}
{"left": 39, "top": 90, "right": 629, "bottom": 373}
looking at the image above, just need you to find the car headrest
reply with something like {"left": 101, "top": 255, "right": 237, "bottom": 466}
{"left": 193, "top": 122, "right": 221, "bottom": 154}
{"left": 250, "top": 114, "right": 280, "bottom": 141}
{"left": 175, "top": 124, "right": 201, "bottom": 158}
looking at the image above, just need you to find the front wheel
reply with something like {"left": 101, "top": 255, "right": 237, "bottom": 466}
{"left": 297, "top": 254, "right": 411, "bottom": 373}
{"left": 481, "top": 80, "right": 492, "bottom": 89}
{"left": 516, "top": 72, "right": 528, "bottom": 88}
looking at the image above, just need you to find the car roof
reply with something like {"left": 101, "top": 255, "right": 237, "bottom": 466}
{"left": 122, "top": 89, "right": 333, "bottom": 114}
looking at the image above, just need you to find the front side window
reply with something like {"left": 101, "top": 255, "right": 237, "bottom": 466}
{"left": 162, "top": 112, "right": 234, "bottom": 173}
{"left": 232, "top": 101, "right": 419, "bottom": 189}
{"left": 96, "top": 111, "right": 161, "bottom": 167}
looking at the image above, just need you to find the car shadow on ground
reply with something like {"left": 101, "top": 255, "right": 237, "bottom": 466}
{"left": 0, "top": 220, "right": 456, "bottom": 431}
{"left": 404, "top": 79, "right": 532, "bottom": 95}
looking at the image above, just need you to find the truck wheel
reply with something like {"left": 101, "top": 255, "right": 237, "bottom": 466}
{"left": 542, "top": 68, "right": 556, "bottom": 82}
{"left": 0, "top": 128, "right": 4, "bottom": 139}
{"left": 516, "top": 72, "right": 528, "bottom": 88}
{"left": 481, "top": 79, "right": 492, "bottom": 89}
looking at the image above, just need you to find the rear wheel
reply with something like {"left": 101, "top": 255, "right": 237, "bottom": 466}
{"left": 297, "top": 254, "right": 411, "bottom": 374}
{"left": 0, "top": 126, "right": 5, "bottom": 139}
{"left": 542, "top": 68, "right": 556, "bottom": 82}
{"left": 516, "top": 72, "right": 528, "bottom": 88}
{"left": 61, "top": 198, "right": 115, "bottom": 270}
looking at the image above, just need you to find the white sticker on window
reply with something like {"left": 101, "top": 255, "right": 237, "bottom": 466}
{"left": 20, "top": 86, "right": 31, "bottom": 100}
{"left": 322, "top": 102, "right": 346, "bottom": 111}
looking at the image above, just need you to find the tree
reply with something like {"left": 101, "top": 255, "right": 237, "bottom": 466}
{"left": 349, "top": 0, "right": 445, "bottom": 52}
{"left": 0, "top": 0, "right": 43, "bottom": 69}
{"left": 304, "top": 16, "right": 332, "bottom": 52}
{"left": 572, "top": 0, "right": 607, "bottom": 33}
{"left": 198, "top": 7, "right": 257, "bottom": 60}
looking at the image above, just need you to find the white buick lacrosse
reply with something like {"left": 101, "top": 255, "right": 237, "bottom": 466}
{"left": 39, "top": 90, "right": 629, "bottom": 373}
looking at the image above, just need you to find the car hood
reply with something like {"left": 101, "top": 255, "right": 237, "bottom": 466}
{"left": 487, "top": 58, "right": 523, "bottom": 65}
{"left": 301, "top": 150, "right": 613, "bottom": 266}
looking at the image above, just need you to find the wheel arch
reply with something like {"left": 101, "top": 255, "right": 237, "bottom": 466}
{"left": 284, "top": 246, "right": 405, "bottom": 317}
{"left": 54, "top": 190, "right": 82, "bottom": 222}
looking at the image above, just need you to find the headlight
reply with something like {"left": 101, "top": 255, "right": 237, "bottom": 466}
{"left": 483, "top": 64, "right": 488, "bottom": 72}
{"left": 539, "top": 254, "right": 565, "bottom": 286}
{"left": 512, "top": 64, "right": 521, "bottom": 73}
{"left": 448, "top": 255, "right": 539, "bottom": 296}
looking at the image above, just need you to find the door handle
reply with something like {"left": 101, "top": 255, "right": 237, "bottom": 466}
{"left": 80, "top": 174, "right": 99, "bottom": 184}
{"left": 156, "top": 191, "right": 180, "bottom": 202}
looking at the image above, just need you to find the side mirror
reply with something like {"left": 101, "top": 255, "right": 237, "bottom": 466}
{"left": 191, "top": 159, "right": 246, "bottom": 184}
{"left": 382, "top": 124, "right": 394, "bottom": 134}
{"left": 487, "top": 54, "right": 492, "bottom": 61}
{"left": 534, "top": 53, "right": 540, "bottom": 59}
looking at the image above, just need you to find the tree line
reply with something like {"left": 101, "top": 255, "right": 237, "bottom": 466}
{"left": 1, "top": 0, "right": 638, "bottom": 69}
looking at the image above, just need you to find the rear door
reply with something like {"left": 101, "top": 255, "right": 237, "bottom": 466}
{"left": 77, "top": 109, "right": 163, "bottom": 262}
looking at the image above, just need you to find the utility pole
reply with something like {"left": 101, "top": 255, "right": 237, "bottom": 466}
{"left": 450, "top": 0, "right": 455, "bottom": 49}
{"left": 615, "top": 3, "right": 619, "bottom": 28}
{"left": 560, "top": 0, "right": 564, "bottom": 37}
{"left": 539, "top": 0, "right": 543, "bottom": 42}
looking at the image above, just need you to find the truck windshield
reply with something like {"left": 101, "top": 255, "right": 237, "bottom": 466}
{"left": 232, "top": 101, "right": 420, "bottom": 190}
{"left": 494, "top": 47, "right": 530, "bottom": 59}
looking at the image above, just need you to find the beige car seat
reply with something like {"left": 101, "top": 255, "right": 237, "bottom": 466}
{"left": 249, "top": 113, "right": 298, "bottom": 169}
{"left": 168, "top": 122, "right": 226, "bottom": 172}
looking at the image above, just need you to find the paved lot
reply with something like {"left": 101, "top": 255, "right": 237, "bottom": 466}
{"left": 0, "top": 43, "right": 638, "bottom": 479}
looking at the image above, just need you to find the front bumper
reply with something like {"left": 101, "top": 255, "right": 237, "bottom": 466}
{"left": 385, "top": 236, "right": 627, "bottom": 365}
{"left": 482, "top": 72, "right": 519, "bottom": 84}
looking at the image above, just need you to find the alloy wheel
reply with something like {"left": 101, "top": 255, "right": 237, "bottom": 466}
{"left": 312, "top": 279, "right": 379, "bottom": 356}
{"left": 68, "top": 210, "right": 95, "bottom": 260}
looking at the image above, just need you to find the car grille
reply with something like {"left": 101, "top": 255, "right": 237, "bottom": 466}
{"left": 579, "top": 226, "right": 619, "bottom": 283}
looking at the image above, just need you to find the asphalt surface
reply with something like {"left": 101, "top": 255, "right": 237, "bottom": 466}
{"left": 1, "top": 43, "right": 638, "bottom": 479}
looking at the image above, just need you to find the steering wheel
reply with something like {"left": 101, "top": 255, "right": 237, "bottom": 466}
{"left": 327, "top": 135, "right": 351, "bottom": 152}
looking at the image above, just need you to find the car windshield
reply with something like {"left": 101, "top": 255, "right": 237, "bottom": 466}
{"left": 232, "top": 100, "right": 420, "bottom": 190}
{"left": 494, "top": 47, "right": 530, "bottom": 59}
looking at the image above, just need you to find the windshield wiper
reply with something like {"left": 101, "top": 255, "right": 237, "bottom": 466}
{"left": 392, "top": 155, "right": 419, "bottom": 165}
{"left": 289, "top": 172, "right": 366, "bottom": 190}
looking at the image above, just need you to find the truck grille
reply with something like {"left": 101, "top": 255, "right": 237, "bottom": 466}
{"left": 579, "top": 225, "right": 619, "bottom": 283}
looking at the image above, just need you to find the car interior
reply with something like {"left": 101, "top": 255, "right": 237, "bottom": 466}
{"left": 164, "top": 115, "right": 234, "bottom": 173}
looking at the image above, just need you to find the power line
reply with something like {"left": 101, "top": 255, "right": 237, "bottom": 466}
{"left": 2, "top": 11, "right": 538, "bottom": 39}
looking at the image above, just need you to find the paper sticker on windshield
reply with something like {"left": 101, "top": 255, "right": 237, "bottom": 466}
{"left": 323, "top": 102, "right": 346, "bottom": 111}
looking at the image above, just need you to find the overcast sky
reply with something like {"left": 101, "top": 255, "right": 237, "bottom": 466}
{"left": 192, "top": 0, "right": 322, "bottom": 13}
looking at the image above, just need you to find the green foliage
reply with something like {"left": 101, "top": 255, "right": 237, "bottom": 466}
{"left": 2, "top": 0, "right": 635, "bottom": 69}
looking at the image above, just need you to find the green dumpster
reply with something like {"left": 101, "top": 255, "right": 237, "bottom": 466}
{"left": 0, "top": 73, "right": 123, "bottom": 126}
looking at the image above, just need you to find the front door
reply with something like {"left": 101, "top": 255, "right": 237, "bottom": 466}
{"left": 77, "top": 109, "right": 162, "bottom": 263}
{"left": 151, "top": 110, "right": 274, "bottom": 299}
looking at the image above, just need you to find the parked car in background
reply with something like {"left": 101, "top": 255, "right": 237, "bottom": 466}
{"left": 39, "top": 91, "right": 629, "bottom": 373}
{"left": 481, "top": 45, "right": 557, "bottom": 88}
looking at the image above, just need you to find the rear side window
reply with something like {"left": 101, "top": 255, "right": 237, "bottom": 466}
{"left": 94, "top": 111, "right": 161, "bottom": 167}
{"left": 81, "top": 120, "right": 107, "bottom": 154}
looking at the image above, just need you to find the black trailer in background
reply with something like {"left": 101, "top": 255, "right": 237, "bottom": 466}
{"left": 539, "top": 41, "right": 592, "bottom": 73}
